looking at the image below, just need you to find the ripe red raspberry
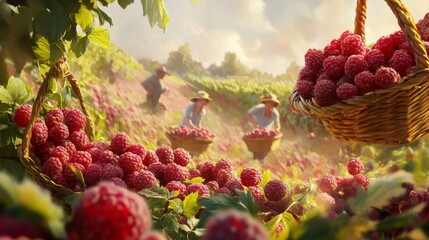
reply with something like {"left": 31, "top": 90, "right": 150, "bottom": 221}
{"left": 406, "top": 66, "right": 417, "bottom": 76}
{"left": 314, "top": 192, "right": 336, "bottom": 219}
{"left": 13, "top": 104, "right": 32, "bottom": 128}
{"left": 338, "top": 30, "right": 354, "bottom": 43}
{"left": 323, "top": 55, "right": 346, "bottom": 79}
{"left": 213, "top": 158, "right": 233, "bottom": 176}
{"left": 64, "top": 108, "right": 86, "bottom": 132}
{"left": 67, "top": 183, "right": 152, "bottom": 240}
{"left": 107, "top": 177, "right": 127, "bottom": 188}
{"left": 50, "top": 146, "right": 70, "bottom": 165}
{"left": 48, "top": 123, "right": 69, "bottom": 144}
{"left": 166, "top": 181, "right": 187, "bottom": 198}
{"left": 61, "top": 107, "right": 71, "bottom": 118}
{"left": 317, "top": 173, "right": 338, "bottom": 194}
{"left": 388, "top": 49, "right": 414, "bottom": 77}
{"left": 337, "top": 177, "right": 357, "bottom": 198}
{"left": 264, "top": 180, "right": 289, "bottom": 202}
{"left": 34, "top": 141, "right": 55, "bottom": 162}
{"left": 110, "top": 132, "right": 131, "bottom": 155}
{"left": 45, "top": 108, "right": 64, "bottom": 129}
{"left": 155, "top": 146, "right": 174, "bottom": 164}
{"left": 118, "top": 152, "right": 143, "bottom": 174}
{"left": 347, "top": 158, "right": 364, "bottom": 176}
{"left": 63, "top": 163, "right": 85, "bottom": 187}
{"left": 248, "top": 186, "right": 265, "bottom": 203}
{"left": 126, "top": 143, "right": 147, "bottom": 159}
{"left": 323, "top": 40, "right": 341, "bottom": 58}
{"left": 202, "top": 210, "right": 269, "bottom": 240}
{"left": 298, "top": 66, "right": 318, "bottom": 82}
{"left": 42, "top": 157, "right": 63, "bottom": 178}
{"left": 304, "top": 49, "right": 324, "bottom": 72}
{"left": 186, "top": 183, "right": 210, "bottom": 197}
{"left": 189, "top": 168, "right": 201, "bottom": 179}
{"left": 375, "top": 67, "right": 401, "bottom": 89}
{"left": 313, "top": 80, "right": 337, "bottom": 107}
{"left": 224, "top": 178, "right": 244, "bottom": 193}
{"left": 52, "top": 173, "right": 68, "bottom": 187}
{"left": 86, "top": 148, "right": 102, "bottom": 163}
{"left": 199, "top": 161, "right": 216, "bottom": 182}
{"left": 216, "top": 187, "right": 233, "bottom": 195}
{"left": 354, "top": 71, "right": 376, "bottom": 95}
{"left": 354, "top": 174, "right": 370, "bottom": 190}
{"left": 206, "top": 181, "right": 219, "bottom": 191}
{"left": 400, "top": 41, "right": 413, "bottom": 56}
{"left": 240, "top": 167, "right": 262, "bottom": 187}
{"left": 84, "top": 141, "right": 110, "bottom": 151}
{"left": 364, "top": 49, "right": 385, "bottom": 72}
{"left": 59, "top": 140, "right": 76, "bottom": 157}
{"left": 148, "top": 162, "right": 166, "bottom": 182}
{"left": 335, "top": 76, "right": 353, "bottom": 87}
{"left": 70, "top": 151, "right": 92, "bottom": 168}
{"left": 173, "top": 148, "right": 191, "bottom": 166}
{"left": 143, "top": 150, "right": 159, "bottom": 166}
{"left": 336, "top": 83, "right": 358, "bottom": 100}
{"left": 389, "top": 30, "right": 407, "bottom": 48}
{"left": 101, "top": 163, "right": 124, "bottom": 180}
{"left": 344, "top": 55, "right": 368, "bottom": 80}
{"left": 31, "top": 120, "right": 48, "bottom": 146}
{"left": 216, "top": 169, "right": 234, "bottom": 187}
{"left": 341, "top": 35, "right": 366, "bottom": 57}
{"left": 296, "top": 80, "right": 315, "bottom": 99}
{"left": 69, "top": 130, "right": 89, "bottom": 150}
{"left": 83, "top": 163, "right": 103, "bottom": 186}
{"left": 373, "top": 35, "right": 397, "bottom": 61}
{"left": 98, "top": 150, "right": 118, "bottom": 165}
{"left": 133, "top": 171, "right": 159, "bottom": 190}
{"left": 124, "top": 171, "right": 140, "bottom": 189}
{"left": 164, "top": 163, "right": 190, "bottom": 184}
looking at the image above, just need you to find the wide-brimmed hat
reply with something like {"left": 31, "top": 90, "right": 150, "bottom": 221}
{"left": 191, "top": 91, "right": 211, "bottom": 103}
{"left": 259, "top": 93, "right": 281, "bottom": 107}
{"left": 155, "top": 66, "right": 169, "bottom": 75}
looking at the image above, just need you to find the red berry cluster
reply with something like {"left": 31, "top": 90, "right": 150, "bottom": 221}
{"left": 296, "top": 25, "right": 429, "bottom": 107}
{"left": 243, "top": 128, "right": 281, "bottom": 138}
{"left": 168, "top": 126, "right": 215, "bottom": 139}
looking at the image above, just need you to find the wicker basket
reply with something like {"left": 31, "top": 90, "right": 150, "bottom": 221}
{"left": 18, "top": 59, "right": 95, "bottom": 209}
{"left": 166, "top": 132, "right": 213, "bottom": 154}
{"left": 289, "top": 0, "right": 429, "bottom": 145}
{"left": 242, "top": 134, "right": 282, "bottom": 153}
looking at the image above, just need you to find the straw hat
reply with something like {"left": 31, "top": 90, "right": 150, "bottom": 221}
{"left": 155, "top": 66, "right": 169, "bottom": 75}
{"left": 191, "top": 91, "right": 211, "bottom": 103}
{"left": 259, "top": 93, "right": 281, "bottom": 107}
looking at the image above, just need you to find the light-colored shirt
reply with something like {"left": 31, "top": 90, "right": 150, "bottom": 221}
{"left": 142, "top": 75, "right": 166, "bottom": 96}
{"left": 248, "top": 104, "right": 280, "bottom": 129}
{"left": 179, "top": 103, "right": 206, "bottom": 127}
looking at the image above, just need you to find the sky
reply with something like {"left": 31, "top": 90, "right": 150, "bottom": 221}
{"left": 103, "top": 0, "right": 428, "bottom": 75}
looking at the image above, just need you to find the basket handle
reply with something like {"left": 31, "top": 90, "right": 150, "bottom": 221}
{"left": 354, "top": 0, "right": 429, "bottom": 70}
{"left": 21, "top": 59, "right": 95, "bottom": 160}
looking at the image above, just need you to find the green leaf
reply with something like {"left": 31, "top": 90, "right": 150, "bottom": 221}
{"left": 237, "top": 190, "right": 259, "bottom": 217}
{"left": 0, "top": 86, "right": 12, "bottom": 104}
{"left": 184, "top": 177, "right": 204, "bottom": 184}
{"left": 118, "top": 0, "right": 135, "bottom": 9}
{"left": 69, "top": 165, "right": 86, "bottom": 190}
{"left": 63, "top": 192, "right": 82, "bottom": 209}
{"left": 95, "top": 7, "right": 113, "bottom": 26}
{"left": 260, "top": 170, "right": 271, "bottom": 187}
{"left": 168, "top": 198, "right": 183, "bottom": 214}
{"left": 50, "top": 40, "right": 68, "bottom": 63}
{"left": 87, "top": 27, "right": 110, "bottom": 48}
{"left": 160, "top": 213, "right": 180, "bottom": 232}
{"left": 48, "top": 77, "right": 58, "bottom": 93}
{"left": 265, "top": 214, "right": 282, "bottom": 239}
{"left": 75, "top": 5, "right": 94, "bottom": 31}
{"left": 6, "top": 77, "right": 30, "bottom": 104}
{"left": 0, "top": 159, "right": 25, "bottom": 180}
{"left": 376, "top": 211, "right": 417, "bottom": 232}
{"left": 140, "top": 0, "right": 169, "bottom": 31}
{"left": 183, "top": 192, "right": 200, "bottom": 218}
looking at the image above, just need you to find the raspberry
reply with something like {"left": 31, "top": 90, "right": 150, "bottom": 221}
{"left": 155, "top": 146, "right": 174, "bottom": 164}
{"left": 31, "top": 120, "right": 48, "bottom": 146}
{"left": 317, "top": 173, "right": 337, "bottom": 193}
{"left": 69, "top": 130, "right": 89, "bottom": 150}
{"left": 316, "top": 72, "right": 329, "bottom": 82}
{"left": 67, "top": 183, "right": 152, "bottom": 240}
{"left": 50, "top": 146, "right": 70, "bottom": 165}
{"left": 375, "top": 67, "right": 401, "bottom": 89}
{"left": 213, "top": 158, "right": 233, "bottom": 176}
{"left": 389, "top": 30, "right": 407, "bottom": 48}
{"left": 86, "top": 148, "right": 102, "bottom": 163}
{"left": 101, "top": 163, "right": 124, "bottom": 180}
{"left": 314, "top": 192, "right": 336, "bottom": 219}
{"left": 304, "top": 49, "right": 324, "bottom": 72}
{"left": 59, "top": 140, "right": 76, "bottom": 157}
{"left": 70, "top": 151, "right": 92, "bottom": 168}
{"left": 296, "top": 80, "right": 315, "bottom": 99}
{"left": 108, "top": 177, "right": 127, "bottom": 188}
{"left": 323, "top": 40, "right": 341, "bottom": 58}
{"left": 373, "top": 35, "right": 397, "bottom": 61}
{"left": 240, "top": 167, "right": 262, "bottom": 187}
{"left": 52, "top": 173, "right": 68, "bottom": 187}
{"left": 186, "top": 183, "right": 210, "bottom": 197}
{"left": 173, "top": 148, "right": 191, "bottom": 166}
{"left": 206, "top": 181, "right": 219, "bottom": 191}
{"left": 323, "top": 55, "right": 346, "bottom": 79}
{"left": 118, "top": 152, "right": 143, "bottom": 174}
{"left": 45, "top": 108, "right": 64, "bottom": 129}
{"left": 313, "top": 80, "right": 337, "bottom": 107}
{"left": 133, "top": 171, "right": 159, "bottom": 190}
{"left": 216, "top": 169, "right": 234, "bottom": 187}
{"left": 84, "top": 141, "right": 110, "bottom": 151}
{"left": 406, "top": 66, "right": 417, "bottom": 76}
{"left": 264, "top": 180, "right": 289, "bottom": 202}
{"left": 163, "top": 163, "right": 190, "bottom": 184}
{"left": 400, "top": 41, "right": 413, "bottom": 56}
{"left": 336, "top": 83, "right": 358, "bottom": 100}
{"left": 148, "top": 162, "right": 166, "bottom": 182}
{"left": 354, "top": 174, "right": 370, "bottom": 190}
{"left": 98, "top": 150, "right": 118, "bottom": 165}
{"left": 13, "top": 104, "right": 32, "bottom": 128}
{"left": 335, "top": 76, "right": 353, "bottom": 87}
{"left": 61, "top": 107, "right": 71, "bottom": 118}
{"left": 64, "top": 108, "right": 86, "bottom": 132}
{"left": 337, "top": 177, "right": 357, "bottom": 198}
{"left": 42, "top": 157, "right": 63, "bottom": 178}
{"left": 364, "top": 49, "right": 385, "bottom": 72}
{"left": 224, "top": 178, "right": 244, "bottom": 193}
{"left": 388, "top": 49, "right": 414, "bottom": 77}
{"left": 298, "top": 65, "right": 318, "bottom": 82}
{"left": 143, "top": 150, "right": 159, "bottom": 166}
{"left": 248, "top": 186, "right": 265, "bottom": 203}
{"left": 126, "top": 143, "right": 147, "bottom": 159}
{"left": 124, "top": 171, "right": 140, "bottom": 189}
{"left": 354, "top": 71, "right": 376, "bottom": 94}
{"left": 63, "top": 163, "right": 85, "bottom": 187}
{"left": 165, "top": 181, "right": 187, "bottom": 198}
{"left": 215, "top": 187, "right": 233, "bottom": 195}
{"left": 199, "top": 161, "right": 216, "bottom": 182}
{"left": 189, "top": 168, "right": 201, "bottom": 179}
{"left": 341, "top": 34, "right": 366, "bottom": 57}
{"left": 344, "top": 55, "right": 368, "bottom": 80}
{"left": 33, "top": 141, "right": 55, "bottom": 162}
{"left": 347, "top": 158, "right": 364, "bottom": 176}
{"left": 338, "top": 30, "right": 354, "bottom": 43}
{"left": 83, "top": 164, "right": 103, "bottom": 186}
{"left": 202, "top": 210, "right": 269, "bottom": 240}
{"left": 110, "top": 132, "right": 131, "bottom": 155}
{"left": 48, "top": 123, "right": 69, "bottom": 144}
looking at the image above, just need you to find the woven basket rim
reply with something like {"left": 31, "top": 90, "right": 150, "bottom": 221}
{"left": 166, "top": 131, "right": 214, "bottom": 143}
{"left": 242, "top": 134, "right": 283, "bottom": 141}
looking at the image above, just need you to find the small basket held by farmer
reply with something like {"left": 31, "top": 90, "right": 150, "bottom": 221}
{"left": 179, "top": 91, "right": 211, "bottom": 128}
{"left": 141, "top": 66, "right": 169, "bottom": 113}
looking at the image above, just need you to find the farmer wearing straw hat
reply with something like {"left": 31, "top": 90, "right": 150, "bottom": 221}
{"left": 246, "top": 93, "right": 281, "bottom": 161}
{"left": 179, "top": 91, "right": 211, "bottom": 128}
{"left": 141, "top": 66, "right": 169, "bottom": 113}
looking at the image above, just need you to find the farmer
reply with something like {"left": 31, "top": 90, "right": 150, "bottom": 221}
{"left": 246, "top": 93, "right": 281, "bottom": 161}
{"left": 179, "top": 91, "right": 211, "bottom": 128}
{"left": 141, "top": 66, "right": 169, "bottom": 113}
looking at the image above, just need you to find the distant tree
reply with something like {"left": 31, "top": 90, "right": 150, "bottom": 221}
{"left": 220, "top": 52, "right": 247, "bottom": 76}
{"left": 276, "top": 61, "right": 301, "bottom": 81}
{"left": 166, "top": 43, "right": 209, "bottom": 76}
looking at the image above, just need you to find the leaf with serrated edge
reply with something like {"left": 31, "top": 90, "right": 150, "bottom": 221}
{"left": 260, "top": 170, "right": 271, "bottom": 187}
{"left": 7, "top": 77, "right": 30, "bottom": 104}
{"left": 168, "top": 198, "right": 183, "bottom": 214}
{"left": 0, "top": 86, "right": 12, "bottom": 104}
{"left": 184, "top": 177, "right": 204, "bottom": 184}
{"left": 87, "top": 27, "right": 110, "bottom": 48}
{"left": 183, "top": 191, "right": 200, "bottom": 218}
{"left": 75, "top": 5, "right": 94, "bottom": 31}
